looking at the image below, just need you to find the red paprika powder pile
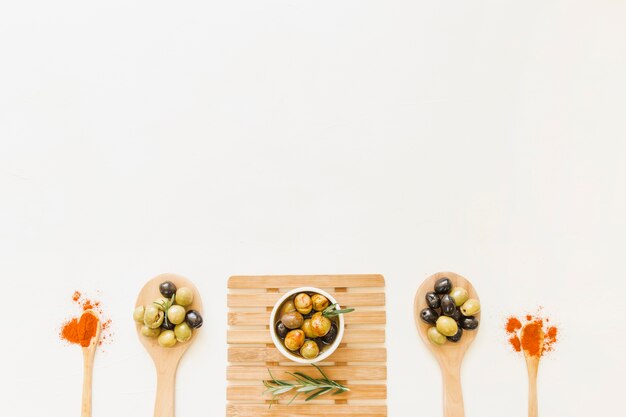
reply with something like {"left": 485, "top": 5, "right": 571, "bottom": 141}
{"left": 60, "top": 291, "right": 113, "bottom": 347}
{"left": 505, "top": 310, "right": 558, "bottom": 357}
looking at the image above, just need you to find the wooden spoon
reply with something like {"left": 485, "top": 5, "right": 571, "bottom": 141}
{"left": 414, "top": 272, "right": 481, "bottom": 417}
{"left": 135, "top": 273, "right": 203, "bottom": 417}
{"left": 81, "top": 310, "right": 101, "bottom": 417}
{"left": 521, "top": 324, "right": 544, "bottom": 417}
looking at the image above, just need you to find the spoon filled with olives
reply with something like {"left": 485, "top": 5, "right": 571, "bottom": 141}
{"left": 414, "top": 272, "right": 481, "bottom": 417}
{"left": 134, "top": 273, "right": 203, "bottom": 417}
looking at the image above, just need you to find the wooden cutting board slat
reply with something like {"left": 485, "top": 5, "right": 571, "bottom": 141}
{"left": 228, "top": 292, "right": 385, "bottom": 308}
{"left": 228, "top": 347, "right": 387, "bottom": 363}
{"left": 228, "top": 310, "right": 386, "bottom": 326}
{"left": 227, "top": 274, "right": 387, "bottom": 416}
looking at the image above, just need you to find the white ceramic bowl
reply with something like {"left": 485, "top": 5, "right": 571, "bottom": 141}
{"left": 270, "top": 287, "right": 345, "bottom": 364}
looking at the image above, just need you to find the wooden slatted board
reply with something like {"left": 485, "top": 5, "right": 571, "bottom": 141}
{"left": 227, "top": 274, "right": 387, "bottom": 417}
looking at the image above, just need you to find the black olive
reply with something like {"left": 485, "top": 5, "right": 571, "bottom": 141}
{"left": 159, "top": 281, "right": 177, "bottom": 298}
{"left": 447, "top": 327, "right": 463, "bottom": 342}
{"left": 434, "top": 277, "right": 452, "bottom": 294}
{"left": 321, "top": 323, "right": 338, "bottom": 344}
{"left": 441, "top": 294, "right": 457, "bottom": 316}
{"left": 419, "top": 308, "right": 439, "bottom": 325}
{"left": 450, "top": 308, "right": 462, "bottom": 322}
{"left": 275, "top": 321, "right": 289, "bottom": 338}
{"left": 161, "top": 316, "right": 175, "bottom": 330}
{"left": 425, "top": 291, "right": 441, "bottom": 309}
{"left": 459, "top": 316, "right": 479, "bottom": 330}
{"left": 185, "top": 310, "right": 203, "bottom": 329}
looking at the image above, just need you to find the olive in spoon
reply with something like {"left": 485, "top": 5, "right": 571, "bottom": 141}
{"left": 414, "top": 272, "right": 481, "bottom": 417}
{"left": 135, "top": 273, "right": 203, "bottom": 417}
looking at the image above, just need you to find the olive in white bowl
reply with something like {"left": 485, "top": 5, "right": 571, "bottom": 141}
{"left": 270, "top": 287, "right": 353, "bottom": 364}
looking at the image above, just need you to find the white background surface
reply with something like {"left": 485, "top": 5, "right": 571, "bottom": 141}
{"left": 1, "top": 1, "right": 625, "bottom": 416}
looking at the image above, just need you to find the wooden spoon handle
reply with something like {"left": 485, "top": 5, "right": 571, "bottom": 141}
{"left": 442, "top": 363, "right": 464, "bottom": 417}
{"left": 81, "top": 350, "right": 95, "bottom": 417}
{"left": 526, "top": 358, "right": 539, "bottom": 417}
{"left": 154, "top": 366, "right": 177, "bottom": 417}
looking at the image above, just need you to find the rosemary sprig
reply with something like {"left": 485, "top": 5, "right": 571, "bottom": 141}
{"left": 322, "top": 303, "right": 355, "bottom": 318}
{"left": 263, "top": 364, "right": 350, "bottom": 406}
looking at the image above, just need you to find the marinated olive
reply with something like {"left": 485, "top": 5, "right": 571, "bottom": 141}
{"left": 168, "top": 305, "right": 186, "bottom": 325}
{"left": 161, "top": 316, "right": 175, "bottom": 330}
{"left": 427, "top": 326, "right": 447, "bottom": 345}
{"left": 447, "top": 327, "right": 463, "bottom": 342}
{"left": 420, "top": 308, "right": 439, "bottom": 325}
{"left": 185, "top": 310, "right": 203, "bottom": 329}
{"left": 459, "top": 316, "right": 479, "bottom": 330}
{"left": 174, "top": 322, "right": 192, "bottom": 343}
{"left": 300, "top": 340, "right": 320, "bottom": 359}
{"left": 321, "top": 323, "right": 338, "bottom": 344}
{"left": 440, "top": 294, "right": 457, "bottom": 316}
{"left": 426, "top": 291, "right": 441, "bottom": 309}
{"left": 281, "top": 300, "right": 296, "bottom": 316}
{"left": 301, "top": 319, "right": 316, "bottom": 339}
{"left": 159, "top": 281, "right": 177, "bottom": 298}
{"left": 158, "top": 330, "right": 177, "bottom": 347}
{"left": 434, "top": 277, "right": 452, "bottom": 294}
{"left": 141, "top": 325, "right": 161, "bottom": 337}
{"left": 133, "top": 305, "right": 145, "bottom": 323}
{"left": 281, "top": 310, "right": 304, "bottom": 329}
{"left": 449, "top": 287, "right": 469, "bottom": 307}
{"left": 311, "top": 294, "right": 330, "bottom": 311}
{"left": 436, "top": 316, "right": 459, "bottom": 337}
{"left": 460, "top": 299, "right": 480, "bottom": 316}
{"left": 175, "top": 287, "right": 194, "bottom": 307}
{"left": 144, "top": 305, "right": 164, "bottom": 329}
{"left": 276, "top": 321, "right": 289, "bottom": 338}
{"left": 310, "top": 312, "right": 331, "bottom": 337}
{"left": 284, "top": 329, "right": 305, "bottom": 351}
{"left": 294, "top": 293, "right": 313, "bottom": 315}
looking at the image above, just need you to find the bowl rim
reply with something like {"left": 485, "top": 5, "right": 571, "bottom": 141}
{"left": 269, "top": 286, "right": 345, "bottom": 364}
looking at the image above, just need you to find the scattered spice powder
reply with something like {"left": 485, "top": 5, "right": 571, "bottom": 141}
{"left": 60, "top": 291, "right": 113, "bottom": 348}
{"left": 505, "top": 310, "right": 558, "bottom": 357}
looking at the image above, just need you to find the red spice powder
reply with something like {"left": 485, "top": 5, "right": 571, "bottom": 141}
{"left": 506, "top": 317, "right": 522, "bottom": 333}
{"left": 61, "top": 312, "right": 99, "bottom": 347}
{"left": 60, "top": 291, "right": 113, "bottom": 348}
{"left": 505, "top": 311, "right": 559, "bottom": 357}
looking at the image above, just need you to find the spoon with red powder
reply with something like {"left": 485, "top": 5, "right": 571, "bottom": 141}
{"left": 520, "top": 322, "right": 544, "bottom": 417}
{"left": 62, "top": 310, "right": 101, "bottom": 417}
{"left": 505, "top": 314, "right": 558, "bottom": 417}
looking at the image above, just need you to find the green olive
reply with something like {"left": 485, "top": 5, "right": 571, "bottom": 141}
{"left": 284, "top": 329, "right": 305, "bottom": 351}
{"left": 460, "top": 299, "right": 481, "bottom": 316}
{"left": 133, "top": 305, "right": 145, "bottom": 323}
{"left": 144, "top": 304, "right": 164, "bottom": 329}
{"left": 141, "top": 325, "right": 161, "bottom": 337}
{"left": 281, "top": 311, "right": 304, "bottom": 329}
{"left": 294, "top": 293, "right": 313, "bottom": 315}
{"left": 174, "top": 322, "right": 192, "bottom": 343}
{"left": 300, "top": 340, "right": 320, "bottom": 359}
{"left": 436, "top": 316, "right": 459, "bottom": 337}
{"left": 311, "top": 294, "right": 330, "bottom": 311}
{"left": 449, "top": 287, "right": 469, "bottom": 307}
{"left": 168, "top": 305, "right": 186, "bottom": 325}
{"left": 310, "top": 312, "right": 331, "bottom": 337}
{"left": 175, "top": 287, "right": 194, "bottom": 307}
{"left": 427, "top": 326, "right": 447, "bottom": 345}
{"left": 301, "top": 319, "right": 316, "bottom": 338}
{"left": 158, "top": 330, "right": 177, "bottom": 347}
{"left": 281, "top": 300, "right": 296, "bottom": 316}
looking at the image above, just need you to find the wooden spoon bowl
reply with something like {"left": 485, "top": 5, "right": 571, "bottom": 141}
{"left": 414, "top": 271, "right": 481, "bottom": 417}
{"left": 135, "top": 273, "right": 203, "bottom": 417}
